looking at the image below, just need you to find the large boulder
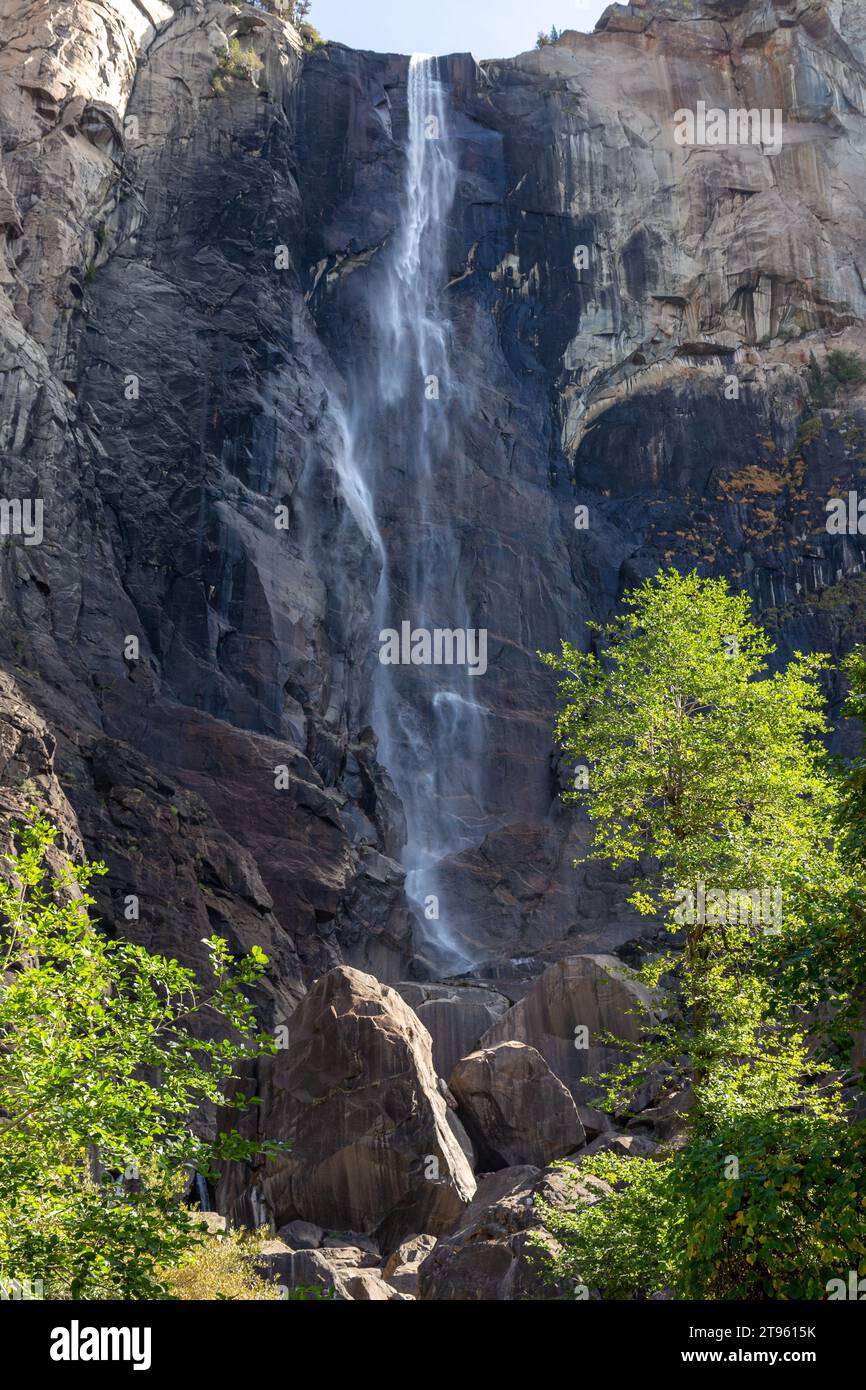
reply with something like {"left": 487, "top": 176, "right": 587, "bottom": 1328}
{"left": 394, "top": 982, "right": 512, "bottom": 1080}
{"left": 223, "top": 967, "right": 476, "bottom": 1251}
{"left": 417, "top": 1164, "right": 610, "bottom": 1301}
{"left": 449, "top": 1042, "right": 585, "bottom": 1169}
{"left": 478, "top": 955, "right": 657, "bottom": 1108}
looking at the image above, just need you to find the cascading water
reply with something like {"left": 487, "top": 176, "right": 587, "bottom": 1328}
{"left": 342, "top": 54, "right": 490, "bottom": 974}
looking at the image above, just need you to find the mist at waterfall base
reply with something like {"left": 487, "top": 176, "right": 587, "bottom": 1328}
{"left": 332, "top": 56, "right": 491, "bottom": 976}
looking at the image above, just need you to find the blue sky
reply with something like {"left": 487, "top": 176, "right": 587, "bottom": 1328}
{"left": 308, "top": 1, "right": 610, "bottom": 59}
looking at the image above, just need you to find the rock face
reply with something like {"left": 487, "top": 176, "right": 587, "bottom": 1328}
{"left": 2, "top": 0, "right": 865, "bottom": 1011}
{"left": 449, "top": 1042, "right": 586, "bottom": 1169}
{"left": 216, "top": 967, "right": 476, "bottom": 1250}
{"left": 394, "top": 981, "right": 511, "bottom": 1080}
{"left": 417, "top": 1163, "right": 609, "bottom": 1301}
{"left": 479, "top": 955, "right": 657, "bottom": 1105}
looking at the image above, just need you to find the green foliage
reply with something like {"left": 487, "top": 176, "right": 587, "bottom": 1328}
{"left": 835, "top": 645, "right": 866, "bottom": 864}
{"left": 0, "top": 812, "right": 281, "bottom": 1299}
{"left": 542, "top": 570, "right": 832, "bottom": 897}
{"left": 283, "top": 1282, "right": 337, "bottom": 1300}
{"left": 771, "top": 646, "right": 866, "bottom": 1079}
{"left": 533, "top": 1154, "right": 677, "bottom": 1298}
{"left": 213, "top": 37, "right": 265, "bottom": 93}
{"left": 538, "top": 569, "right": 866, "bottom": 1299}
{"left": 677, "top": 1114, "right": 866, "bottom": 1300}
{"left": 536, "top": 26, "right": 561, "bottom": 48}
{"left": 795, "top": 415, "right": 822, "bottom": 450}
{"left": 299, "top": 22, "right": 325, "bottom": 50}
{"left": 808, "top": 349, "right": 866, "bottom": 406}
{"left": 537, "top": 1115, "right": 866, "bottom": 1300}
{"left": 541, "top": 570, "right": 839, "bottom": 1131}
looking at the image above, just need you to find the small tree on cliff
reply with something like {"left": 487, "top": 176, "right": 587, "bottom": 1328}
{"left": 254, "top": 0, "right": 313, "bottom": 25}
{"left": 0, "top": 812, "right": 281, "bottom": 1299}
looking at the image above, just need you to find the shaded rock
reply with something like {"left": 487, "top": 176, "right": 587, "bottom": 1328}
{"left": 219, "top": 967, "right": 475, "bottom": 1250}
{"left": 417, "top": 1164, "right": 610, "bottom": 1301}
{"left": 449, "top": 1041, "right": 585, "bottom": 1169}
{"left": 627, "top": 1085, "right": 693, "bottom": 1143}
{"left": 260, "top": 1247, "right": 402, "bottom": 1300}
{"left": 577, "top": 1105, "right": 614, "bottom": 1139}
{"left": 395, "top": 982, "right": 511, "bottom": 1079}
{"left": 277, "top": 1219, "right": 322, "bottom": 1250}
{"left": 479, "top": 956, "right": 658, "bottom": 1108}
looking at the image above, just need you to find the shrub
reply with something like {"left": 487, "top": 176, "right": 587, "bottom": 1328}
{"left": 160, "top": 1225, "right": 282, "bottom": 1301}
{"left": 808, "top": 349, "right": 866, "bottom": 406}
{"left": 532, "top": 1154, "right": 677, "bottom": 1298}
{"left": 212, "top": 37, "right": 264, "bottom": 93}
{"left": 677, "top": 1114, "right": 866, "bottom": 1300}
{"left": 299, "top": 22, "right": 325, "bottom": 49}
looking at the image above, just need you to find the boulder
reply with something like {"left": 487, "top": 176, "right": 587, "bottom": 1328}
{"left": 227, "top": 967, "right": 475, "bottom": 1251}
{"left": 577, "top": 1105, "right": 614, "bottom": 1139}
{"left": 417, "top": 1164, "right": 610, "bottom": 1301}
{"left": 321, "top": 1232, "right": 380, "bottom": 1261}
{"left": 478, "top": 955, "right": 658, "bottom": 1108}
{"left": 276, "top": 1219, "right": 322, "bottom": 1250}
{"left": 395, "top": 982, "right": 511, "bottom": 1080}
{"left": 341, "top": 1269, "right": 408, "bottom": 1301}
{"left": 449, "top": 1041, "right": 585, "bottom": 1168}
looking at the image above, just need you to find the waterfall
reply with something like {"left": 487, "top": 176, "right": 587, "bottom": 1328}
{"left": 344, "top": 54, "right": 488, "bottom": 974}
{"left": 194, "top": 1171, "right": 211, "bottom": 1213}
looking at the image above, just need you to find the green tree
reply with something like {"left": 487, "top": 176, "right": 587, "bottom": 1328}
{"left": 0, "top": 812, "right": 282, "bottom": 1300}
{"left": 253, "top": 0, "right": 312, "bottom": 24}
{"left": 535, "top": 571, "right": 866, "bottom": 1298}
{"left": 541, "top": 569, "right": 838, "bottom": 1132}
{"left": 807, "top": 349, "right": 866, "bottom": 406}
